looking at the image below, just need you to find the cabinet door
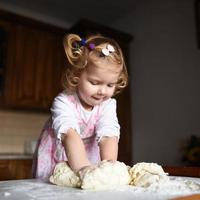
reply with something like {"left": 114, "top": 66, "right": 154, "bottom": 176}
{"left": 14, "top": 159, "right": 32, "bottom": 179}
{"left": 4, "top": 23, "right": 65, "bottom": 110}
{"left": 0, "top": 159, "right": 32, "bottom": 180}
{"left": 0, "top": 20, "right": 12, "bottom": 104}
{"left": 0, "top": 160, "right": 13, "bottom": 180}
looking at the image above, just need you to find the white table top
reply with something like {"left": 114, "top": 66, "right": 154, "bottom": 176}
{"left": 0, "top": 176, "right": 199, "bottom": 200}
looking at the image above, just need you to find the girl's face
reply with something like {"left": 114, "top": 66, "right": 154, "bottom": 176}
{"left": 77, "top": 59, "right": 121, "bottom": 110}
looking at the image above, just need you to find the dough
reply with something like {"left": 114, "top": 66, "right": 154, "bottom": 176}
{"left": 49, "top": 162, "right": 81, "bottom": 188}
{"left": 49, "top": 160, "right": 130, "bottom": 190}
{"left": 81, "top": 160, "right": 131, "bottom": 190}
{"left": 49, "top": 161, "right": 168, "bottom": 190}
{"left": 129, "top": 162, "right": 169, "bottom": 187}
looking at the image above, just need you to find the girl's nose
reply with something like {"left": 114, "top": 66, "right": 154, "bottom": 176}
{"left": 97, "top": 86, "right": 106, "bottom": 95}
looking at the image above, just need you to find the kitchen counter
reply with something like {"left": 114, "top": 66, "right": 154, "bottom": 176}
{"left": 0, "top": 153, "right": 32, "bottom": 160}
{"left": 0, "top": 176, "right": 199, "bottom": 200}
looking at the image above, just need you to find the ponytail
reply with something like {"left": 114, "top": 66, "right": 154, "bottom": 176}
{"left": 63, "top": 34, "right": 88, "bottom": 69}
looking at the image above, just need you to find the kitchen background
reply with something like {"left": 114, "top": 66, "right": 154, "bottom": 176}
{"left": 0, "top": 0, "right": 199, "bottom": 174}
{"left": 0, "top": 110, "right": 49, "bottom": 153}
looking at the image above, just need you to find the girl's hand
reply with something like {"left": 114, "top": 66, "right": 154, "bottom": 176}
{"left": 107, "top": 159, "right": 116, "bottom": 163}
{"left": 102, "top": 159, "right": 116, "bottom": 164}
{"left": 77, "top": 165, "right": 95, "bottom": 180}
{"left": 77, "top": 160, "right": 116, "bottom": 180}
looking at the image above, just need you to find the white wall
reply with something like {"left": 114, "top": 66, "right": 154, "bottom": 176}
{"left": 112, "top": 0, "right": 200, "bottom": 166}
{"left": 0, "top": 1, "right": 71, "bottom": 28}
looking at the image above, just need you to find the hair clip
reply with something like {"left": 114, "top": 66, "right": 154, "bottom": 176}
{"left": 80, "top": 38, "right": 87, "bottom": 46}
{"left": 101, "top": 44, "right": 115, "bottom": 56}
{"left": 72, "top": 38, "right": 86, "bottom": 50}
{"left": 89, "top": 43, "right": 95, "bottom": 50}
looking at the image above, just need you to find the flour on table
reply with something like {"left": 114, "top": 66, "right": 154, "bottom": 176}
{"left": 81, "top": 160, "right": 131, "bottom": 190}
{"left": 3, "top": 192, "right": 11, "bottom": 197}
{"left": 49, "top": 162, "right": 81, "bottom": 188}
{"left": 129, "top": 162, "right": 169, "bottom": 187}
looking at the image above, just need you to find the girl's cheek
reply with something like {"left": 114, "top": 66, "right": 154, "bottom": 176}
{"left": 111, "top": 88, "right": 116, "bottom": 95}
{"left": 87, "top": 85, "right": 97, "bottom": 94}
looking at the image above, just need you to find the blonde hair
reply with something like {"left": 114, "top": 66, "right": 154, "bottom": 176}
{"left": 62, "top": 33, "right": 128, "bottom": 95}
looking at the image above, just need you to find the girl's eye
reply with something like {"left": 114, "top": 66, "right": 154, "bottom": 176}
{"left": 108, "top": 84, "right": 115, "bottom": 87}
{"left": 90, "top": 81, "right": 99, "bottom": 85}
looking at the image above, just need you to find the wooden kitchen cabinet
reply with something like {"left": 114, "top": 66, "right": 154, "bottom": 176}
{"left": 0, "top": 10, "right": 67, "bottom": 111}
{"left": 4, "top": 24, "right": 66, "bottom": 110}
{"left": 0, "top": 159, "right": 32, "bottom": 180}
{"left": 163, "top": 166, "right": 200, "bottom": 178}
{"left": 0, "top": 20, "right": 11, "bottom": 104}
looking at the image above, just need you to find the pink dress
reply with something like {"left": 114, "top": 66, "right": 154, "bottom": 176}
{"left": 32, "top": 92, "right": 120, "bottom": 179}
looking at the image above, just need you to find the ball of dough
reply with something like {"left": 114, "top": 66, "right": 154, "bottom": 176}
{"left": 129, "top": 162, "right": 169, "bottom": 187}
{"left": 81, "top": 160, "right": 131, "bottom": 190}
{"left": 49, "top": 162, "right": 81, "bottom": 188}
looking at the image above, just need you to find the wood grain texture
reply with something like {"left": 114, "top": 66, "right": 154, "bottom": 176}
{"left": 163, "top": 166, "right": 200, "bottom": 177}
{"left": 171, "top": 194, "right": 200, "bottom": 200}
{"left": 0, "top": 159, "right": 32, "bottom": 180}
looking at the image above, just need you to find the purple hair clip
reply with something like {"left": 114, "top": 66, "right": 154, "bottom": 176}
{"left": 89, "top": 43, "right": 95, "bottom": 50}
{"left": 79, "top": 38, "right": 95, "bottom": 50}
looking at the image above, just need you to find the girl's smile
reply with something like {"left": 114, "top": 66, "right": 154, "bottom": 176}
{"left": 77, "top": 61, "right": 122, "bottom": 110}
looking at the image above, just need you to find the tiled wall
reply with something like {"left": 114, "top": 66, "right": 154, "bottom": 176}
{"left": 0, "top": 110, "right": 50, "bottom": 153}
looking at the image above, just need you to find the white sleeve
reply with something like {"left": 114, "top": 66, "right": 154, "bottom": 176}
{"left": 95, "top": 98, "right": 120, "bottom": 142}
{"left": 51, "top": 93, "right": 80, "bottom": 140}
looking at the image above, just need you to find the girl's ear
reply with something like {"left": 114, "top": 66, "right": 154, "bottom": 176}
{"left": 72, "top": 76, "right": 80, "bottom": 85}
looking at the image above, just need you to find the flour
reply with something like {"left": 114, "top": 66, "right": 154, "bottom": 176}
{"left": 0, "top": 178, "right": 200, "bottom": 200}
{"left": 142, "top": 176, "right": 200, "bottom": 197}
{"left": 3, "top": 192, "right": 11, "bottom": 197}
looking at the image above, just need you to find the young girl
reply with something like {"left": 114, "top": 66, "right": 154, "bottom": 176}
{"left": 32, "top": 33, "right": 128, "bottom": 179}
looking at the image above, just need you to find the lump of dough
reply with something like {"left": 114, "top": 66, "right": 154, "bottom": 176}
{"left": 129, "top": 162, "right": 169, "bottom": 187}
{"left": 49, "top": 162, "right": 81, "bottom": 188}
{"left": 81, "top": 160, "right": 131, "bottom": 190}
{"left": 50, "top": 161, "right": 168, "bottom": 190}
